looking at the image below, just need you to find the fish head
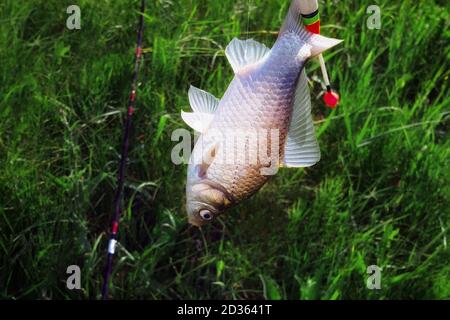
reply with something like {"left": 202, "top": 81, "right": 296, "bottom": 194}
{"left": 186, "top": 171, "right": 233, "bottom": 227}
{"left": 186, "top": 141, "right": 233, "bottom": 226}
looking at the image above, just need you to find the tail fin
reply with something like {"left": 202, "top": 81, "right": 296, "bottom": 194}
{"left": 279, "top": 0, "right": 343, "bottom": 57}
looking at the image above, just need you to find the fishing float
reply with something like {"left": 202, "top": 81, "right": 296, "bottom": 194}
{"left": 300, "top": 0, "right": 340, "bottom": 108}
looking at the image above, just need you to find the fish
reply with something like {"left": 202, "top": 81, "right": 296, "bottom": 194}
{"left": 181, "top": 0, "right": 342, "bottom": 226}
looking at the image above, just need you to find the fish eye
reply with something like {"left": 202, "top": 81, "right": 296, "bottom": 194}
{"left": 199, "top": 209, "right": 212, "bottom": 221}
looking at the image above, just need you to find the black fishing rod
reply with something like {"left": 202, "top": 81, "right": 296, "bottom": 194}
{"left": 101, "top": 0, "right": 146, "bottom": 300}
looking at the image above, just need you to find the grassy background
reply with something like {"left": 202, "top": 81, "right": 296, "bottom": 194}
{"left": 0, "top": 0, "right": 449, "bottom": 299}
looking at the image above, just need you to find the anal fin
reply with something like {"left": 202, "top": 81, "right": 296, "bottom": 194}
{"left": 225, "top": 38, "right": 270, "bottom": 73}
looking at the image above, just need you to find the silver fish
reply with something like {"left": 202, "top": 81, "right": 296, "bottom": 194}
{"left": 182, "top": 0, "right": 342, "bottom": 226}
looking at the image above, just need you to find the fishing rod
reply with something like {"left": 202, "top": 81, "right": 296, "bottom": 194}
{"left": 101, "top": 0, "right": 146, "bottom": 300}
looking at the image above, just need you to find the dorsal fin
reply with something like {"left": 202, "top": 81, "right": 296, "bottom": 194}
{"left": 225, "top": 38, "right": 270, "bottom": 73}
{"left": 282, "top": 69, "right": 320, "bottom": 167}
{"left": 188, "top": 85, "right": 219, "bottom": 114}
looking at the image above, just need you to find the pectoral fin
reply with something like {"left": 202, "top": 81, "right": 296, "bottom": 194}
{"left": 181, "top": 85, "right": 219, "bottom": 133}
{"left": 282, "top": 69, "right": 320, "bottom": 167}
{"left": 181, "top": 111, "right": 214, "bottom": 133}
{"left": 188, "top": 85, "right": 219, "bottom": 114}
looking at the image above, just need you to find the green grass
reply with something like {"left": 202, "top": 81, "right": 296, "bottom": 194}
{"left": 0, "top": 0, "right": 449, "bottom": 299}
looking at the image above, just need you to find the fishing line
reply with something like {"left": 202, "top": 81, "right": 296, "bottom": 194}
{"left": 245, "top": 0, "right": 251, "bottom": 57}
{"left": 101, "top": 0, "right": 146, "bottom": 300}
